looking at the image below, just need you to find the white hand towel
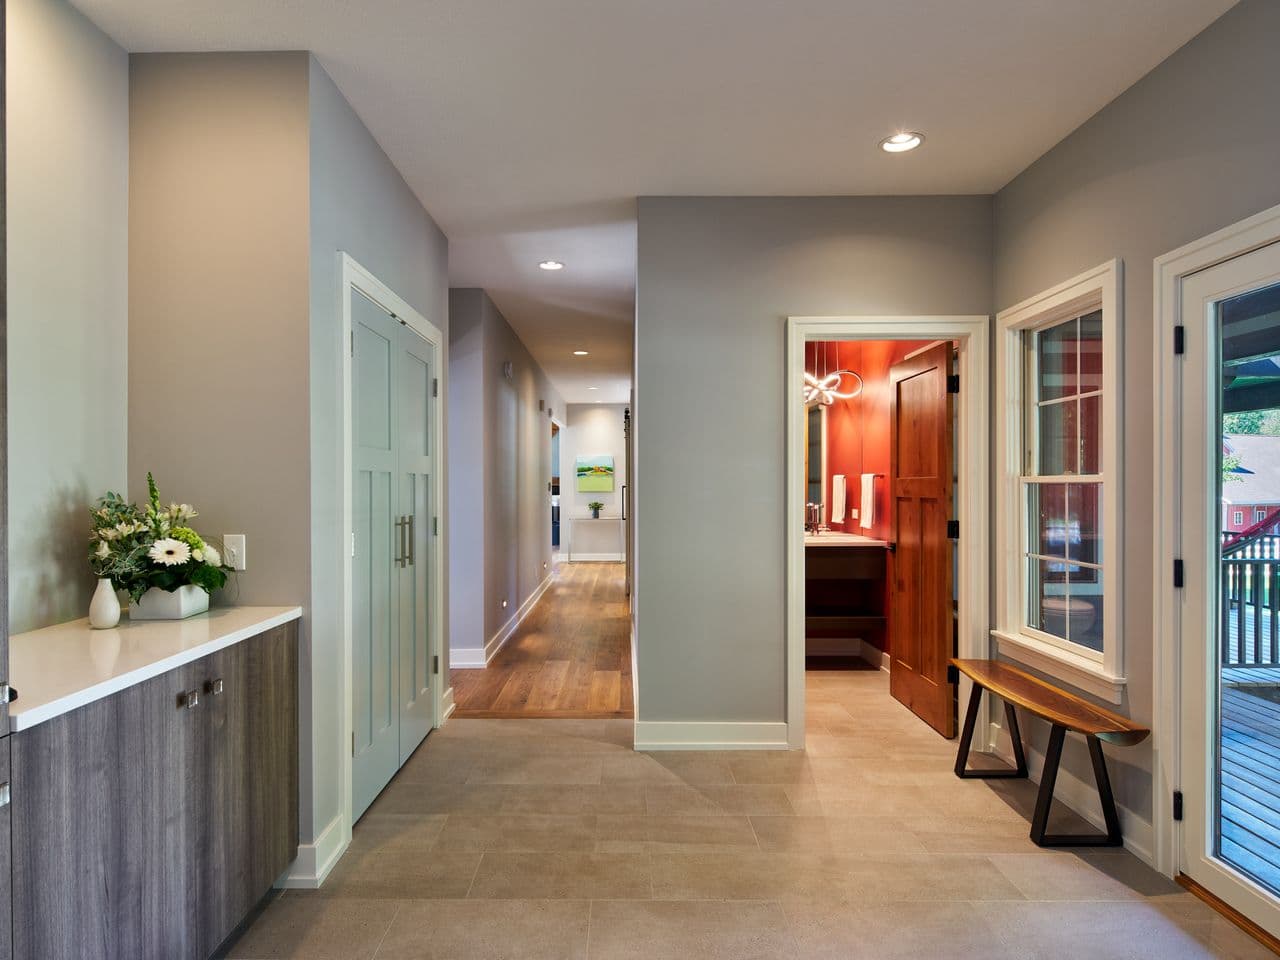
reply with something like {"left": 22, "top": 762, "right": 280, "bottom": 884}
{"left": 830, "top": 475, "right": 846, "bottom": 523}
{"left": 860, "top": 473, "right": 876, "bottom": 530}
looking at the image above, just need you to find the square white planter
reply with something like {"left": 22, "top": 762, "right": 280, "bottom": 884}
{"left": 130, "top": 584, "right": 210, "bottom": 621}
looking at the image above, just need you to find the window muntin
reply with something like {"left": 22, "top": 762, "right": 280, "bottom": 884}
{"left": 1022, "top": 310, "right": 1105, "bottom": 655}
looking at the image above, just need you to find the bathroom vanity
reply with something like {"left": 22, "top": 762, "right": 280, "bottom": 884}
{"left": 804, "top": 532, "right": 890, "bottom": 658}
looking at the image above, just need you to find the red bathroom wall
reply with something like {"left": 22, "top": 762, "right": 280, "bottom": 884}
{"left": 806, "top": 339, "right": 932, "bottom": 543}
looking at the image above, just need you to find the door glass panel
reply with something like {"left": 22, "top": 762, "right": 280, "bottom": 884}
{"left": 1216, "top": 278, "right": 1280, "bottom": 895}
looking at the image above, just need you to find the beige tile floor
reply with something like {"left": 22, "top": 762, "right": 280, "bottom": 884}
{"left": 226, "top": 669, "right": 1276, "bottom": 959}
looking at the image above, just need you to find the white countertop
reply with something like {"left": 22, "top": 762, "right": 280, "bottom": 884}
{"left": 804, "top": 532, "right": 889, "bottom": 548}
{"left": 9, "top": 605, "right": 302, "bottom": 731}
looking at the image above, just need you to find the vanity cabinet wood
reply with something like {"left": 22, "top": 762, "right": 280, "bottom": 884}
{"left": 10, "top": 621, "right": 298, "bottom": 960}
{"left": 805, "top": 545, "right": 888, "bottom": 657}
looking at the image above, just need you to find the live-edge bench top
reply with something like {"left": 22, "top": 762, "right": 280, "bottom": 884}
{"left": 952, "top": 658, "right": 1150, "bottom": 747}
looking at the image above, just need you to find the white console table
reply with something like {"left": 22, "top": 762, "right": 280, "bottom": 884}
{"left": 566, "top": 516, "right": 625, "bottom": 562}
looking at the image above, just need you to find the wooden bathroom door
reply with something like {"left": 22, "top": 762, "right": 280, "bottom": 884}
{"left": 888, "top": 342, "right": 956, "bottom": 737}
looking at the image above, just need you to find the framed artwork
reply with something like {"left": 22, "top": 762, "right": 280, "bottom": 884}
{"left": 576, "top": 455, "right": 614, "bottom": 492}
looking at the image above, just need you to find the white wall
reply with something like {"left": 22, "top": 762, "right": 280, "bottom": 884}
{"left": 7, "top": 0, "right": 128, "bottom": 633}
{"left": 562, "top": 403, "right": 627, "bottom": 560}
{"left": 448, "top": 289, "right": 564, "bottom": 663}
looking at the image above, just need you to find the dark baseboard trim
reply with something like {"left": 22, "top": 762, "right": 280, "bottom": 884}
{"left": 1176, "top": 873, "right": 1280, "bottom": 956}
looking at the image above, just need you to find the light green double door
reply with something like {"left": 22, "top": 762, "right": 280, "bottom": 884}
{"left": 352, "top": 290, "right": 437, "bottom": 821}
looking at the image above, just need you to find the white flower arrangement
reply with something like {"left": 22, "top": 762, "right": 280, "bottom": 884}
{"left": 89, "top": 473, "right": 231, "bottom": 603}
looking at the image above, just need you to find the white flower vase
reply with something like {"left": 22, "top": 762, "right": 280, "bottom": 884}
{"left": 131, "top": 585, "right": 210, "bottom": 621}
{"left": 88, "top": 578, "right": 121, "bottom": 629}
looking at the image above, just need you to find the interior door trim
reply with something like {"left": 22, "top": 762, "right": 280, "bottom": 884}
{"left": 784, "top": 315, "right": 990, "bottom": 751}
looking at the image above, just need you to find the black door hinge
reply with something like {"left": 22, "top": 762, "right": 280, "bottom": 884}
{"left": 433, "top": 516, "right": 439, "bottom": 536}
{"left": 946, "top": 663, "right": 959, "bottom": 684}
{"left": 1173, "top": 790, "right": 1184, "bottom": 821}
{"left": 946, "top": 374, "right": 960, "bottom": 394}
{"left": 432, "top": 378, "right": 439, "bottom": 398}
{"left": 1173, "top": 558, "right": 1185, "bottom": 589}
{"left": 947, "top": 520, "right": 959, "bottom": 540}
{"left": 432, "top": 654, "right": 439, "bottom": 676}
{"left": 1174, "top": 325, "right": 1186, "bottom": 355}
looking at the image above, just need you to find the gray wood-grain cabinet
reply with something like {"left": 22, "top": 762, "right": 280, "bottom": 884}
{"left": 10, "top": 621, "right": 298, "bottom": 960}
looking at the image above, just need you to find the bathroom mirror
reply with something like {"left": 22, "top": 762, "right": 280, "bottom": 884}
{"left": 805, "top": 403, "right": 826, "bottom": 515}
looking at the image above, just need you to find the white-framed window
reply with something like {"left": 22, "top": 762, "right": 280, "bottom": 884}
{"left": 994, "top": 261, "right": 1124, "bottom": 702}
{"left": 1255, "top": 508, "right": 1265, "bottom": 523}
{"left": 1235, "top": 510, "right": 1245, "bottom": 526}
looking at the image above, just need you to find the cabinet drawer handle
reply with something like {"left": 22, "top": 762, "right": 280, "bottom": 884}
{"left": 177, "top": 689, "right": 201, "bottom": 710}
{"left": 204, "top": 678, "right": 224, "bottom": 697}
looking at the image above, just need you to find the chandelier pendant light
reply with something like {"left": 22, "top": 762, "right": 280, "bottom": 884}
{"left": 804, "top": 341, "right": 864, "bottom": 406}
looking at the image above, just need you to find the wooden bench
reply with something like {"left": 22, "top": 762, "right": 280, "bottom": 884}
{"left": 950, "top": 658, "right": 1150, "bottom": 848}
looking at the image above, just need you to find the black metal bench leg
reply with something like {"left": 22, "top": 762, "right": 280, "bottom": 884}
{"left": 1030, "top": 726, "right": 1123, "bottom": 848}
{"left": 954, "top": 684, "right": 1027, "bottom": 779}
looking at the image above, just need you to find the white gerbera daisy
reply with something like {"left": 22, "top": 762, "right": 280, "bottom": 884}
{"left": 149, "top": 537, "right": 191, "bottom": 567}
{"left": 203, "top": 544, "right": 221, "bottom": 567}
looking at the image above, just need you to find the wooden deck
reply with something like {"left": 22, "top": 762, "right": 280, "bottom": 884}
{"left": 1220, "top": 683, "right": 1280, "bottom": 893}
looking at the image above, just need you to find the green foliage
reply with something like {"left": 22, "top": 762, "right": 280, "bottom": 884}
{"left": 1224, "top": 410, "right": 1280, "bottom": 436}
{"left": 1223, "top": 453, "right": 1244, "bottom": 484}
{"left": 587, "top": 501, "right": 605, "bottom": 511}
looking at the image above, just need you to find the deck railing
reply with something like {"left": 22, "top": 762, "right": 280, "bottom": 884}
{"left": 1221, "top": 533, "right": 1280, "bottom": 668}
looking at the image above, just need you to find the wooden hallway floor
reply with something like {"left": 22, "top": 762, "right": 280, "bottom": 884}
{"left": 449, "top": 561, "right": 633, "bottom": 719}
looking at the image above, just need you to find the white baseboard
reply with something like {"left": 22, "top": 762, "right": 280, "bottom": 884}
{"left": 634, "top": 720, "right": 790, "bottom": 751}
{"left": 869, "top": 646, "right": 889, "bottom": 672}
{"left": 992, "top": 721, "right": 1154, "bottom": 865}
{"left": 440, "top": 685, "right": 456, "bottom": 722}
{"left": 449, "top": 574, "right": 553, "bottom": 669}
{"left": 449, "top": 647, "right": 487, "bottom": 668}
{"left": 281, "top": 813, "right": 348, "bottom": 889}
{"left": 568, "top": 552, "right": 624, "bottom": 562}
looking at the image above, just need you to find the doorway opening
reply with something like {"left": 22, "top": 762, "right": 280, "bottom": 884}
{"left": 551, "top": 420, "right": 561, "bottom": 565}
{"left": 786, "top": 316, "right": 990, "bottom": 749}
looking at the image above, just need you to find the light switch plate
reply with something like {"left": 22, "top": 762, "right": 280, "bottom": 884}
{"left": 223, "top": 534, "right": 247, "bottom": 571}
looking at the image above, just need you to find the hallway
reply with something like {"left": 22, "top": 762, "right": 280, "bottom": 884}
{"left": 227, "top": 669, "right": 1271, "bottom": 959}
{"left": 449, "top": 562, "right": 633, "bottom": 719}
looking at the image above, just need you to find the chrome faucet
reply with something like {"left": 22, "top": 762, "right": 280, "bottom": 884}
{"left": 805, "top": 502, "right": 823, "bottom": 533}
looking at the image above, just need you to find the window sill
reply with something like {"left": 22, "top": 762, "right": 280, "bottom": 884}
{"left": 990, "top": 629, "right": 1126, "bottom": 704}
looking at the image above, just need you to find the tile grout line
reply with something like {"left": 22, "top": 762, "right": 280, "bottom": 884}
{"left": 367, "top": 902, "right": 402, "bottom": 960}
{"left": 463, "top": 850, "right": 485, "bottom": 899}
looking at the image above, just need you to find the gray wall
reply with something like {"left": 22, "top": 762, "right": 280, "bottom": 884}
{"left": 309, "top": 57, "right": 451, "bottom": 840}
{"left": 446, "top": 291, "right": 485, "bottom": 660}
{"left": 448, "top": 289, "right": 564, "bottom": 660}
{"left": 634, "top": 196, "right": 992, "bottom": 723}
{"left": 993, "top": 0, "right": 1280, "bottom": 826}
{"left": 129, "top": 52, "right": 312, "bottom": 609}
{"left": 7, "top": 0, "right": 128, "bottom": 633}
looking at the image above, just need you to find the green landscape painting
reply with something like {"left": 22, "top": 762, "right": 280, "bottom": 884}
{"left": 576, "top": 455, "right": 615, "bottom": 492}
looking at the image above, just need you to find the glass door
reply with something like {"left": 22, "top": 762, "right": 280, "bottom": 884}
{"left": 1180, "top": 240, "right": 1280, "bottom": 936}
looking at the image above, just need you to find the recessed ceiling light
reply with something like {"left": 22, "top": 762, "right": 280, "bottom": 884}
{"left": 573, "top": 350, "right": 589, "bottom": 356}
{"left": 587, "top": 386, "right": 598, "bottom": 390}
{"left": 539, "top": 260, "right": 565, "bottom": 271}
{"left": 879, "top": 131, "right": 924, "bottom": 153}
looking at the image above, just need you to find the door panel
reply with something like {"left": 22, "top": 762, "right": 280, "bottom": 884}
{"left": 398, "top": 327, "right": 434, "bottom": 759}
{"left": 1180, "top": 242, "right": 1280, "bottom": 935}
{"left": 889, "top": 341, "right": 956, "bottom": 737}
{"left": 352, "top": 293, "right": 401, "bottom": 819}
